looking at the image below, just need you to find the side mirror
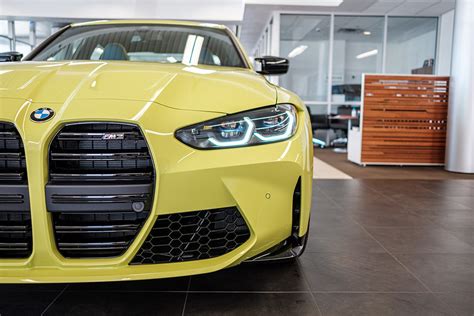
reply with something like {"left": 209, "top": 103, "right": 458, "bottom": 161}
{"left": 254, "top": 56, "right": 289, "bottom": 75}
{"left": 0, "top": 51, "right": 23, "bottom": 62}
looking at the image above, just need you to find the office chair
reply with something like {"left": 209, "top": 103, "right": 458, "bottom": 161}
{"left": 306, "top": 106, "right": 334, "bottom": 148}
{"left": 329, "top": 105, "right": 352, "bottom": 148}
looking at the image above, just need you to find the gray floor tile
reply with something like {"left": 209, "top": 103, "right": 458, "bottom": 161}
{"left": 366, "top": 227, "right": 474, "bottom": 254}
{"left": 418, "top": 180, "right": 474, "bottom": 197}
{"left": 66, "top": 277, "right": 190, "bottom": 292}
{"left": 184, "top": 293, "right": 320, "bottom": 316}
{"left": 315, "top": 180, "right": 379, "bottom": 198}
{"left": 306, "top": 221, "right": 386, "bottom": 253}
{"left": 189, "top": 262, "right": 309, "bottom": 292}
{"left": 0, "top": 291, "right": 60, "bottom": 316}
{"left": 314, "top": 293, "right": 455, "bottom": 316}
{"left": 365, "top": 180, "right": 440, "bottom": 199}
{"left": 446, "top": 196, "right": 474, "bottom": 209}
{"left": 441, "top": 226, "right": 474, "bottom": 247}
{"left": 396, "top": 254, "right": 474, "bottom": 293}
{"left": 389, "top": 196, "right": 470, "bottom": 211}
{"left": 351, "top": 209, "right": 430, "bottom": 227}
{"left": 299, "top": 253, "right": 427, "bottom": 292}
{"left": 436, "top": 292, "right": 474, "bottom": 316}
{"left": 44, "top": 291, "right": 186, "bottom": 316}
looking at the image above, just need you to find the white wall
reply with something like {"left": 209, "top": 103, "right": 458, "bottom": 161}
{"left": 437, "top": 9, "right": 454, "bottom": 75}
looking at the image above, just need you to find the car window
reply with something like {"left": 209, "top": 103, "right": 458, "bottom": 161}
{"left": 31, "top": 24, "right": 246, "bottom": 68}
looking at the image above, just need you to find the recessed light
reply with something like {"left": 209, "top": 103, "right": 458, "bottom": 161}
{"left": 356, "top": 49, "right": 378, "bottom": 59}
{"left": 363, "top": 31, "right": 371, "bottom": 36}
{"left": 288, "top": 45, "right": 308, "bottom": 58}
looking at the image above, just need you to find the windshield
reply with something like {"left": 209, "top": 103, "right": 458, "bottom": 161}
{"left": 31, "top": 24, "right": 247, "bottom": 68}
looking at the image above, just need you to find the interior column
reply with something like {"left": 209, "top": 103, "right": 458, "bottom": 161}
{"left": 445, "top": 0, "right": 474, "bottom": 173}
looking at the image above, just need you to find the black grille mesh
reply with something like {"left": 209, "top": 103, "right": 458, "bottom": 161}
{"left": 131, "top": 207, "right": 250, "bottom": 264}
{"left": 0, "top": 212, "right": 32, "bottom": 258}
{"left": 49, "top": 123, "right": 153, "bottom": 183}
{"left": 52, "top": 211, "right": 149, "bottom": 258}
{"left": 0, "top": 122, "right": 32, "bottom": 258}
{"left": 0, "top": 122, "right": 27, "bottom": 183}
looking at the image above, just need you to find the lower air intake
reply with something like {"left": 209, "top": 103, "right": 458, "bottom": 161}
{"left": 131, "top": 207, "right": 250, "bottom": 264}
{"left": 52, "top": 211, "right": 149, "bottom": 258}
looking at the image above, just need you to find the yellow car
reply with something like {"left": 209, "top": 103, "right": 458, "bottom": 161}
{"left": 0, "top": 20, "right": 313, "bottom": 283}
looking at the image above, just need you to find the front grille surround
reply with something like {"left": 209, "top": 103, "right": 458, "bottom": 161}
{"left": 47, "top": 122, "right": 155, "bottom": 258}
{"left": 131, "top": 207, "right": 251, "bottom": 265}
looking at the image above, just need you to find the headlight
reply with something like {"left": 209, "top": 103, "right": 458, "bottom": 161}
{"left": 175, "top": 104, "right": 297, "bottom": 149}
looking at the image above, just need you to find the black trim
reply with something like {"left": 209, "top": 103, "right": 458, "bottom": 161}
{"left": 0, "top": 185, "right": 30, "bottom": 212}
{"left": 46, "top": 183, "right": 153, "bottom": 213}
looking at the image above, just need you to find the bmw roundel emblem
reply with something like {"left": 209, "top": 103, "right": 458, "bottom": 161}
{"left": 31, "top": 108, "right": 55, "bottom": 122}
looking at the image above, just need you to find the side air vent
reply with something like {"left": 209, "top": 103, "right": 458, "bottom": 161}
{"left": 47, "top": 123, "right": 155, "bottom": 258}
{"left": 131, "top": 207, "right": 251, "bottom": 265}
{"left": 0, "top": 122, "right": 32, "bottom": 259}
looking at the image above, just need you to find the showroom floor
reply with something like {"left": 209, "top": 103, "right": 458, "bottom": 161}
{"left": 315, "top": 149, "right": 474, "bottom": 180}
{"left": 1, "top": 179, "right": 473, "bottom": 316}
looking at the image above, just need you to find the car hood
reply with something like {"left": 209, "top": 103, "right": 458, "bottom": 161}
{"left": 0, "top": 61, "right": 277, "bottom": 114}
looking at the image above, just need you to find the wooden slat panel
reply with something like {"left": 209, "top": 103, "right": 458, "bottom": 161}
{"left": 361, "top": 74, "right": 449, "bottom": 164}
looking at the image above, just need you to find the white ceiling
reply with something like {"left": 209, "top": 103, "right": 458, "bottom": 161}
{"left": 0, "top": 0, "right": 246, "bottom": 22}
{"left": 240, "top": 0, "right": 455, "bottom": 53}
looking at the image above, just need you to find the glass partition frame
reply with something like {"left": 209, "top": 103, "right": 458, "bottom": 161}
{"left": 258, "top": 12, "right": 440, "bottom": 114}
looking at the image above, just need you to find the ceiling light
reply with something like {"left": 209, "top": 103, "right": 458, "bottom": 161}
{"left": 288, "top": 45, "right": 308, "bottom": 58}
{"left": 363, "top": 31, "right": 371, "bottom": 36}
{"left": 356, "top": 49, "right": 378, "bottom": 59}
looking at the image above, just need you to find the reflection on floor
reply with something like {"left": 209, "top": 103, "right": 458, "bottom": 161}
{"left": 1, "top": 179, "right": 472, "bottom": 315}
{"left": 316, "top": 148, "right": 474, "bottom": 180}
{"left": 313, "top": 157, "right": 352, "bottom": 179}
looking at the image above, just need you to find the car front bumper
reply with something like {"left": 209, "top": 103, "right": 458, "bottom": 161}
{"left": 0, "top": 99, "right": 313, "bottom": 283}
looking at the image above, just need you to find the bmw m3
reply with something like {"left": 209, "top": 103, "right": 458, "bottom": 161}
{"left": 0, "top": 20, "right": 313, "bottom": 283}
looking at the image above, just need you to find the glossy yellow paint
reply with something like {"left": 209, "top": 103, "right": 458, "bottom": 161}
{"left": 0, "top": 20, "right": 313, "bottom": 283}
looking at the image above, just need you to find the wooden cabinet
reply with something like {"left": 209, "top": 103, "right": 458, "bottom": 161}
{"left": 348, "top": 74, "right": 449, "bottom": 165}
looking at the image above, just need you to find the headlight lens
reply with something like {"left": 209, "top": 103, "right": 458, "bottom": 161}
{"left": 175, "top": 104, "right": 297, "bottom": 149}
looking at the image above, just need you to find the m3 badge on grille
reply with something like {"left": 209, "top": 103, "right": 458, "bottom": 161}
{"left": 102, "top": 133, "right": 125, "bottom": 140}
{"left": 30, "top": 108, "right": 55, "bottom": 122}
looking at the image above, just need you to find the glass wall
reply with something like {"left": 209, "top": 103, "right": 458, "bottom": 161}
{"left": 386, "top": 17, "right": 438, "bottom": 74}
{"left": 0, "top": 19, "right": 58, "bottom": 56}
{"left": 0, "top": 20, "right": 11, "bottom": 52}
{"left": 14, "top": 21, "right": 31, "bottom": 56}
{"left": 273, "top": 14, "right": 439, "bottom": 114}
{"left": 332, "top": 16, "right": 384, "bottom": 108}
{"left": 280, "top": 15, "right": 331, "bottom": 104}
